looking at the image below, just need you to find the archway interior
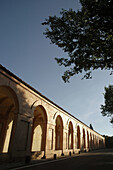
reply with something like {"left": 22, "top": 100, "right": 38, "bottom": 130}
{"left": 68, "top": 121, "right": 73, "bottom": 149}
{"left": 87, "top": 131, "right": 89, "bottom": 148}
{"left": 90, "top": 133, "right": 92, "bottom": 148}
{"left": 93, "top": 134, "right": 94, "bottom": 148}
{"left": 83, "top": 129, "right": 86, "bottom": 148}
{"left": 31, "top": 105, "right": 47, "bottom": 152}
{"left": 94, "top": 135, "right": 96, "bottom": 148}
{"left": 0, "top": 86, "right": 18, "bottom": 153}
{"left": 77, "top": 126, "right": 80, "bottom": 149}
{"left": 55, "top": 115, "right": 63, "bottom": 150}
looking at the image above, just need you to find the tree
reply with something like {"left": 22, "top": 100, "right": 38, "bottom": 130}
{"left": 103, "top": 135, "right": 113, "bottom": 148}
{"left": 89, "top": 124, "right": 94, "bottom": 130}
{"left": 101, "top": 85, "right": 113, "bottom": 124}
{"left": 42, "top": 0, "right": 113, "bottom": 82}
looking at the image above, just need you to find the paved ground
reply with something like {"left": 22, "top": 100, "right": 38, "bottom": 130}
{"left": 1, "top": 149, "right": 113, "bottom": 170}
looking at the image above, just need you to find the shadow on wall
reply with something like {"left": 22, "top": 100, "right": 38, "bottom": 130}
{"left": 0, "top": 83, "right": 33, "bottom": 162}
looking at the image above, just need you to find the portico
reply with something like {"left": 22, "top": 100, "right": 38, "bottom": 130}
{"left": 0, "top": 65, "right": 105, "bottom": 162}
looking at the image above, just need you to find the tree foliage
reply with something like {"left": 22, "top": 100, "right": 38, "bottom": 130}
{"left": 101, "top": 85, "right": 113, "bottom": 124}
{"left": 42, "top": 0, "right": 113, "bottom": 82}
{"left": 89, "top": 123, "right": 94, "bottom": 130}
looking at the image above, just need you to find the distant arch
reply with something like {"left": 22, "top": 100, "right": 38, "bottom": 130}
{"left": 0, "top": 85, "right": 19, "bottom": 153}
{"left": 94, "top": 135, "right": 96, "bottom": 149}
{"left": 31, "top": 105, "right": 47, "bottom": 152}
{"left": 87, "top": 131, "right": 89, "bottom": 148}
{"left": 77, "top": 125, "right": 80, "bottom": 149}
{"left": 55, "top": 115, "right": 63, "bottom": 150}
{"left": 83, "top": 128, "right": 86, "bottom": 148}
{"left": 92, "top": 134, "right": 94, "bottom": 148}
{"left": 53, "top": 111, "right": 58, "bottom": 119}
{"left": 68, "top": 121, "right": 73, "bottom": 149}
{"left": 31, "top": 100, "right": 38, "bottom": 109}
{"left": 90, "top": 133, "right": 92, "bottom": 149}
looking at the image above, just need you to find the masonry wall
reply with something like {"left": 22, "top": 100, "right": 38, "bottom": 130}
{"left": 0, "top": 66, "right": 105, "bottom": 162}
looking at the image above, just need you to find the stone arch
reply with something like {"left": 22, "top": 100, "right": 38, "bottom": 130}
{"left": 67, "top": 118, "right": 70, "bottom": 125}
{"left": 83, "top": 128, "right": 86, "bottom": 148}
{"left": 68, "top": 121, "right": 73, "bottom": 149}
{"left": 53, "top": 111, "right": 58, "bottom": 119}
{"left": 92, "top": 134, "right": 94, "bottom": 148}
{"left": 90, "top": 133, "right": 92, "bottom": 149}
{"left": 0, "top": 85, "right": 19, "bottom": 153}
{"left": 77, "top": 125, "right": 80, "bottom": 149}
{"left": 53, "top": 111, "right": 63, "bottom": 122}
{"left": 94, "top": 135, "right": 96, "bottom": 148}
{"left": 31, "top": 100, "right": 39, "bottom": 109}
{"left": 87, "top": 131, "right": 89, "bottom": 148}
{"left": 55, "top": 115, "right": 63, "bottom": 150}
{"left": 96, "top": 137, "right": 99, "bottom": 148}
{"left": 31, "top": 105, "right": 47, "bottom": 152}
{"left": 96, "top": 136, "right": 97, "bottom": 147}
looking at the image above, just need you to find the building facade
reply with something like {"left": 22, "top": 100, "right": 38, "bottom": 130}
{"left": 0, "top": 65, "right": 105, "bottom": 162}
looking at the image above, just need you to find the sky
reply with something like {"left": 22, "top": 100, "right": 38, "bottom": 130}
{"left": 0, "top": 0, "right": 113, "bottom": 136}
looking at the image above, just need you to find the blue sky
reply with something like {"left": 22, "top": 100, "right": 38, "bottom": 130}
{"left": 0, "top": 0, "right": 113, "bottom": 136}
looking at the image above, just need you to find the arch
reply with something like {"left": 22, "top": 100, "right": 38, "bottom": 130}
{"left": 31, "top": 105, "right": 47, "bottom": 152}
{"left": 92, "top": 134, "right": 94, "bottom": 148}
{"left": 0, "top": 85, "right": 19, "bottom": 153}
{"left": 94, "top": 135, "right": 96, "bottom": 149}
{"left": 87, "top": 131, "right": 89, "bottom": 148}
{"left": 68, "top": 121, "right": 73, "bottom": 149}
{"left": 96, "top": 137, "right": 99, "bottom": 148}
{"left": 77, "top": 125, "right": 80, "bottom": 149}
{"left": 53, "top": 111, "right": 58, "bottom": 119}
{"left": 53, "top": 111, "right": 63, "bottom": 121}
{"left": 67, "top": 118, "right": 70, "bottom": 125}
{"left": 96, "top": 136, "right": 98, "bottom": 148}
{"left": 83, "top": 128, "right": 86, "bottom": 148}
{"left": 55, "top": 115, "right": 63, "bottom": 150}
{"left": 90, "top": 133, "right": 92, "bottom": 149}
{"left": 31, "top": 100, "right": 38, "bottom": 109}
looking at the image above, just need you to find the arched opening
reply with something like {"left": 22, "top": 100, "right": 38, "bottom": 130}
{"left": 31, "top": 105, "right": 47, "bottom": 152}
{"left": 87, "top": 131, "right": 89, "bottom": 148}
{"left": 90, "top": 133, "right": 92, "bottom": 149}
{"left": 77, "top": 125, "right": 80, "bottom": 149}
{"left": 83, "top": 129, "right": 86, "bottom": 148}
{"left": 0, "top": 86, "right": 18, "bottom": 153}
{"left": 94, "top": 135, "right": 96, "bottom": 149}
{"left": 96, "top": 137, "right": 98, "bottom": 148}
{"left": 97, "top": 137, "right": 99, "bottom": 148}
{"left": 68, "top": 121, "right": 73, "bottom": 149}
{"left": 92, "top": 134, "right": 94, "bottom": 148}
{"left": 55, "top": 115, "right": 63, "bottom": 150}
